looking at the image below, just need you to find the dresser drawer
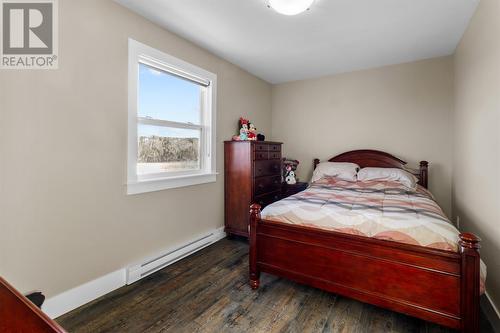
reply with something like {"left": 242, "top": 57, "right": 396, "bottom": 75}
{"left": 269, "top": 151, "right": 281, "bottom": 159}
{"left": 254, "top": 175, "right": 281, "bottom": 195}
{"left": 254, "top": 191, "right": 281, "bottom": 208}
{"left": 254, "top": 151, "right": 269, "bottom": 160}
{"left": 255, "top": 143, "right": 269, "bottom": 151}
{"left": 254, "top": 150, "right": 281, "bottom": 160}
{"left": 254, "top": 160, "right": 281, "bottom": 177}
{"left": 269, "top": 144, "right": 281, "bottom": 152}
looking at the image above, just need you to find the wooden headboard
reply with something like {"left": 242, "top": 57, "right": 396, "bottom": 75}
{"left": 313, "top": 149, "right": 429, "bottom": 188}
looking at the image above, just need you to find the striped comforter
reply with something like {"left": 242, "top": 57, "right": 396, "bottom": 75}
{"left": 261, "top": 177, "right": 486, "bottom": 292}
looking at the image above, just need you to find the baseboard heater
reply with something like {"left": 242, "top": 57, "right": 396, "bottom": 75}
{"left": 126, "top": 228, "right": 225, "bottom": 284}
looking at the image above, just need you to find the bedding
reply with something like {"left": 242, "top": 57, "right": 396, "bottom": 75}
{"left": 357, "top": 167, "right": 418, "bottom": 189}
{"left": 311, "top": 162, "right": 359, "bottom": 182}
{"left": 261, "top": 176, "right": 486, "bottom": 293}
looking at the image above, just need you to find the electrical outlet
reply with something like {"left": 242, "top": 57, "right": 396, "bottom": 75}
{"left": 456, "top": 216, "right": 460, "bottom": 229}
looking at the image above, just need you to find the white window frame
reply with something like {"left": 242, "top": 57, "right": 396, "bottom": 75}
{"left": 127, "top": 39, "right": 217, "bottom": 195}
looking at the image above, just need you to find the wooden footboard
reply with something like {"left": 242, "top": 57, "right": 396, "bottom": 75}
{"left": 249, "top": 204, "right": 481, "bottom": 332}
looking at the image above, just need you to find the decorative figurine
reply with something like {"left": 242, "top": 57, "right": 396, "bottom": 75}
{"left": 283, "top": 158, "right": 299, "bottom": 176}
{"left": 232, "top": 117, "right": 263, "bottom": 141}
{"left": 285, "top": 170, "right": 297, "bottom": 185}
{"left": 248, "top": 122, "right": 257, "bottom": 140}
{"left": 283, "top": 158, "right": 300, "bottom": 184}
{"left": 239, "top": 124, "right": 249, "bottom": 140}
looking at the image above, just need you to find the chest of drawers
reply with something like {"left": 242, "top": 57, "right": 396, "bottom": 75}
{"left": 224, "top": 141, "right": 283, "bottom": 237}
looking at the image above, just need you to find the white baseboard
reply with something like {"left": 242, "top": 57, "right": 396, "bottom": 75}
{"left": 482, "top": 291, "right": 500, "bottom": 333}
{"left": 42, "top": 269, "right": 126, "bottom": 319}
{"left": 126, "top": 227, "right": 226, "bottom": 284}
{"left": 486, "top": 291, "right": 500, "bottom": 318}
{"left": 41, "top": 227, "right": 226, "bottom": 319}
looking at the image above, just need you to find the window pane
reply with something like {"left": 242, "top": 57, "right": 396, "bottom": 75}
{"left": 138, "top": 63, "right": 202, "bottom": 124}
{"left": 137, "top": 124, "right": 201, "bottom": 175}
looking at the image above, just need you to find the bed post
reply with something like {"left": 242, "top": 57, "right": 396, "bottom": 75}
{"left": 459, "top": 232, "right": 481, "bottom": 333}
{"left": 249, "top": 204, "right": 261, "bottom": 290}
{"left": 313, "top": 158, "right": 320, "bottom": 170}
{"left": 419, "top": 161, "right": 429, "bottom": 188}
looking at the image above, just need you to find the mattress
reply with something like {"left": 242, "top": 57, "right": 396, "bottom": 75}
{"left": 261, "top": 176, "right": 486, "bottom": 292}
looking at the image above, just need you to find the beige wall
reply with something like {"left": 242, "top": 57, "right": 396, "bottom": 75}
{"left": 453, "top": 0, "right": 500, "bottom": 311}
{"left": 271, "top": 57, "right": 454, "bottom": 215}
{"left": 0, "top": 0, "right": 271, "bottom": 297}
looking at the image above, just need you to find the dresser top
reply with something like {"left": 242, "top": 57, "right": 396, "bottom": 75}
{"left": 224, "top": 140, "right": 282, "bottom": 144}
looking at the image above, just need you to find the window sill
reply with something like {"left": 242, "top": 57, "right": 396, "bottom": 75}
{"left": 127, "top": 172, "right": 217, "bottom": 195}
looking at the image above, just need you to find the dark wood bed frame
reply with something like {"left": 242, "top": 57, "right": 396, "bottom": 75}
{"left": 249, "top": 149, "right": 481, "bottom": 332}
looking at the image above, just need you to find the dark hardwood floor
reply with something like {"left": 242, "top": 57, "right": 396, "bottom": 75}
{"left": 57, "top": 238, "right": 494, "bottom": 333}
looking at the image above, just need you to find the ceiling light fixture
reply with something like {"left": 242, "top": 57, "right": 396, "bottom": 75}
{"left": 267, "top": 0, "right": 315, "bottom": 16}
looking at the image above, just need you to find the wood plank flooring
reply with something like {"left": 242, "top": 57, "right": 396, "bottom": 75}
{"left": 57, "top": 238, "right": 494, "bottom": 333}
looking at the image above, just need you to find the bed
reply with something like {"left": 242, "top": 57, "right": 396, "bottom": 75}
{"left": 249, "top": 150, "right": 481, "bottom": 332}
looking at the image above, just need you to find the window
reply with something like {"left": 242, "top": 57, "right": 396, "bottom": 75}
{"left": 127, "top": 39, "right": 217, "bottom": 194}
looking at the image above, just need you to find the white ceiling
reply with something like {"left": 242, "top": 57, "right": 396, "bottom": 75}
{"left": 116, "top": 0, "right": 479, "bottom": 84}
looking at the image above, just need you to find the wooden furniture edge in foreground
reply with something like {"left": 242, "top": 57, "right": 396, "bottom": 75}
{"left": 0, "top": 276, "right": 67, "bottom": 332}
{"left": 249, "top": 204, "right": 481, "bottom": 332}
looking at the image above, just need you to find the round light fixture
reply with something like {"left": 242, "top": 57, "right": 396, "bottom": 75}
{"left": 267, "top": 0, "right": 315, "bottom": 16}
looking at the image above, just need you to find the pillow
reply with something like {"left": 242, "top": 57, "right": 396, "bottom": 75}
{"left": 357, "top": 167, "right": 418, "bottom": 189}
{"left": 311, "top": 162, "right": 359, "bottom": 182}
